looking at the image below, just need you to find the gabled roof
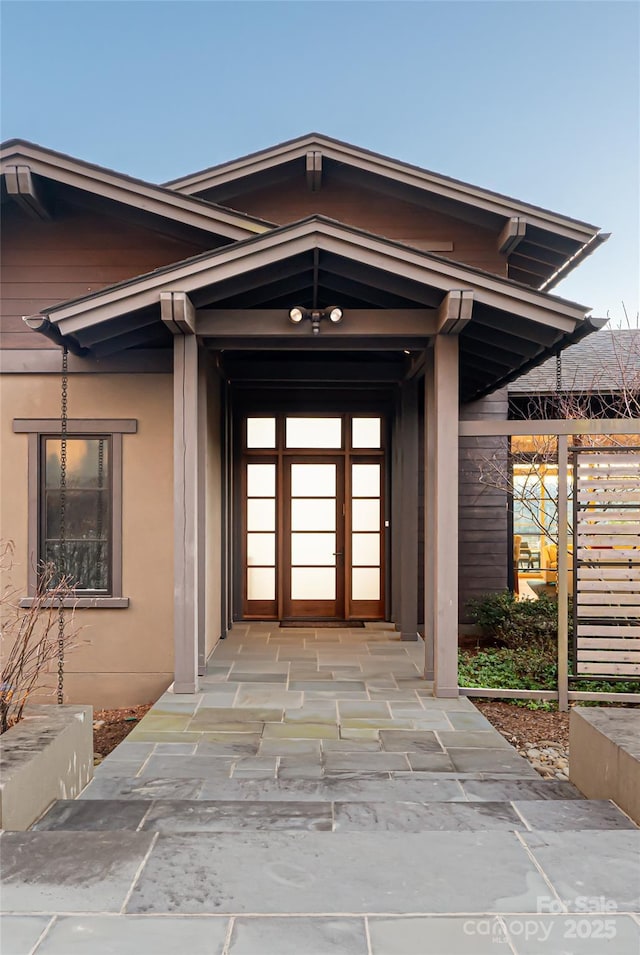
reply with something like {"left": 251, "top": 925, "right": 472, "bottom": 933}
{"left": 0, "top": 139, "right": 274, "bottom": 241}
{"left": 24, "top": 215, "right": 602, "bottom": 402}
{"left": 163, "top": 133, "right": 606, "bottom": 290}
{"left": 34, "top": 215, "right": 591, "bottom": 329}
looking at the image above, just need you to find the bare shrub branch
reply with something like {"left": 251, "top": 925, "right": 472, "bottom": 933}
{"left": 0, "top": 541, "right": 81, "bottom": 734}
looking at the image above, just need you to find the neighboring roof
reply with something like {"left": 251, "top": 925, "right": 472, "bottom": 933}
{"left": 0, "top": 139, "right": 274, "bottom": 241}
{"left": 509, "top": 328, "right": 640, "bottom": 393}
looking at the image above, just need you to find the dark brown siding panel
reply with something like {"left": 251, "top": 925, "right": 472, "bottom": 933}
{"left": 222, "top": 178, "right": 507, "bottom": 277}
{"left": 458, "top": 389, "right": 509, "bottom": 622}
{"left": 0, "top": 202, "right": 210, "bottom": 349}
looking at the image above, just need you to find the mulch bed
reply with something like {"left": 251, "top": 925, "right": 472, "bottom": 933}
{"left": 474, "top": 699, "right": 569, "bottom": 750}
{"left": 93, "top": 703, "right": 153, "bottom": 758}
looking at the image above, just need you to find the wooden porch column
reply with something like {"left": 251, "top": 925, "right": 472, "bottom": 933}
{"left": 425, "top": 335, "right": 459, "bottom": 696}
{"left": 172, "top": 332, "right": 200, "bottom": 693}
{"left": 197, "top": 349, "right": 208, "bottom": 675}
{"left": 399, "top": 378, "right": 419, "bottom": 641}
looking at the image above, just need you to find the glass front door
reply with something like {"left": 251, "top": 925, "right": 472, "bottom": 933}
{"left": 240, "top": 413, "right": 385, "bottom": 621}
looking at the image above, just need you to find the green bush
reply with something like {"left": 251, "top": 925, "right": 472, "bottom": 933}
{"left": 458, "top": 647, "right": 557, "bottom": 692}
{"left": 467, "top": 590, "right": 562, "bottom": 652}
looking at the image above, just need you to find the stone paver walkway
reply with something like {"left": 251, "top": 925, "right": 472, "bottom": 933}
{"left": 2, "top": 623, "right": 639, "bottom": 954}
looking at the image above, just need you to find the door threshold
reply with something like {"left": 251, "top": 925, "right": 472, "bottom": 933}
{"left": 279, "top": 620, "right": 365, "bottom": 629}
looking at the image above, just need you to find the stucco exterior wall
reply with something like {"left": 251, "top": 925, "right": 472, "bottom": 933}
{"left": 0, "top": 372, "right": 175, "bottom": 707}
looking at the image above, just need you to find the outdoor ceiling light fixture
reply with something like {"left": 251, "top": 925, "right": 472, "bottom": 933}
{"left": 288, "top": 305, "right": 344, "bottom": 335}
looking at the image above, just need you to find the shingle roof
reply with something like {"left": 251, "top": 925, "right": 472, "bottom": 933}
{"left": 508, "top": 328, "right": 640, "bottom": 393}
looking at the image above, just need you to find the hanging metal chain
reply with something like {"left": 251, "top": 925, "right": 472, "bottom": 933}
{"left": 57, "top": 347, "right": 68, "bottom": 705}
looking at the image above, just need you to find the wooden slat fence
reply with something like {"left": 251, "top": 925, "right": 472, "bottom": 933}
{"left": 573, "top": 448, "right": 640, "bottom": 677}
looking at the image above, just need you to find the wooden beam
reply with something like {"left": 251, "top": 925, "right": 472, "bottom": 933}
{"left": 160, "top": 291, "right": 197, "bottom": 334}
{"left": 217, "top": 359, "right": 406, "bottom": 382}
{"left": 196, "top": 308, "right": 437, "bottom": 338}
{"left": 4, "top": 164, "right": 51, "bottom": 219}
{"left": 459, "top": 419, "right": 640, "bottom": 437}
{"left": 498, "top": 216, "right": 527, "bottom": 254}
{"left": 436, "top": 290, "right": 474, "bottom": 334}
{"left": 306, "top": 150, "right": 322, "bottom": 192}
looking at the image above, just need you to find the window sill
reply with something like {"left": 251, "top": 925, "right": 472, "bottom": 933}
{"left": 19, "top": 597, "right": 130, "bottom": 609}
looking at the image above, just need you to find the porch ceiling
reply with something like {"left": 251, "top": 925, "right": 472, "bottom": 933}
{"left": 23, "top": 216, "right": 601, "bottom": 402}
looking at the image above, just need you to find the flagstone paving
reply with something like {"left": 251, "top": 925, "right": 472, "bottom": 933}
{"left": 2, "top": 623, "right": 639, "bottom": 954}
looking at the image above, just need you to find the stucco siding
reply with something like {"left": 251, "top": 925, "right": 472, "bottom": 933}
{"left": 0, "top": 372, "right": 175, "bottom": 707}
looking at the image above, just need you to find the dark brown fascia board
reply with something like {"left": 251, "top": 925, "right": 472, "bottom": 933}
{"left": 163, "top": 132, "right": 601, "bottom": 244}
{"left": 465, "top": 315, "right": 609, "bottom": 402}
{"left": 539, "top": 232, "right": 611, "bottom": 291}
{"left": 0, "top": 139, "right": 275, "bottom": 240}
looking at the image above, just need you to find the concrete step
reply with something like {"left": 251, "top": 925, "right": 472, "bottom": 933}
{"left": 32, "top": 796, "right": 635, "bottom": 833}
{"left": 4, "top": 828, "right": 640, "bottom": 917}
{"left": 78, "top": 770, "right": 583, "bottom": 803}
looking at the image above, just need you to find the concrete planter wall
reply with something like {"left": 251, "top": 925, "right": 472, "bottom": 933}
{"left": 0, "top": 704, "right": 93, "bottom": 830}
{"left": 569, "top": 707, "right": 640, "bottom": 825}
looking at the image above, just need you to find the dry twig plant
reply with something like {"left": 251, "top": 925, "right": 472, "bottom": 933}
{"left": 0, "top": 541, "right": 80, "bottom": 734}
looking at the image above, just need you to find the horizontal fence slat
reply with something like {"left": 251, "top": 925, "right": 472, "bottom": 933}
{"left": 577, "top": 650, "right": 640, "bottom": 663}
{"left": 577, "top": 536, "right": 640, "bottom": 547}
{"left": 578, "top": 591, "right": 640, "bottom": 608}
{"left": 578, "top": 519, "right": 640, "bottom": 540}
{"left": 577, "top": 567, "right": 640, "bottom": 580}
{"left": 578, "top": 625, "right": 640, "bottom": 636}
{"left": 577, "top": 548, "right": 640, "bottom": 560}
{"left": 578, "top": 490, "right": 640, "bottom": 505}
{"left": 578, "top": 481, "right": 640, "bottom": 491}
{"left": 576, "top": 662, "right": 640, "bottom": 675}
{"left": 577, "top": 607, "right": 640, "bottom": 618}
{"left": 578, "top": 580, "right": 640, "bottom": 592}
{"left": 578, "top": 454, "right": 640, "bottom": 465}
{"left": 577, "top": 510, "right": 640, "bottom": 521}
{"left": 577, "top": 638, "right": 640, "bottom": 650}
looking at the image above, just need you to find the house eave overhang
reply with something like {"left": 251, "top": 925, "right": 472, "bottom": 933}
{"left": 0, "top": 139, "right": 274, "bottom": 241}
{"left": 34, "top": 216, "right": 591, "bottom": 331}
{"left": 22, "top": 215, "right": 600, "bottom": 401}
{"left": 465, "top": 316, "right": 610, "bottom": 402}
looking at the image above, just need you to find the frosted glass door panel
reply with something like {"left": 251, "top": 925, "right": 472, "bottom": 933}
{"left": 247, "top": 464, "right": 276, "bottom": 497}
{"left": 352, "top": 499, "right": 380, "bottom": 532}
{"left": 352, "top": 568, "right": 380, "bottom": 601}
{"left": 352, "top": 417, "right": 381, "bottom": 449}
{"left": 352, "top": 464, "right": 380, "bottom": 497}
{"left": 247, "top": 498, "right": 276, "bottom": 531}
{"left": 292, "top": 533, "right": 336, "bottom": 566}
{"left": 352, "top": 533, "right": 380, "bottom": 567}
{"left": 291, "top": 499, "right": 336, "bottom": 531}
{"left": 247, "top": 533, "right": 275, "bottom": 566}
{"left": 247, "top": 418, "right": 276, "bottom": 449}
{"left": 286, "top": 417, "right": 342, "bottom": 449}
{"left": 291, "top": 464, "right": 336, "bottom": 497}
{"left": 247, "top": 567, "right": 275, "bottom": 600}
{"left": 291, "top": 567, "right": 336, "bottom": 600}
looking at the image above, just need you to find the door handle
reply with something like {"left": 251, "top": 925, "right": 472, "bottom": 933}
{"left": 333, "top": 551, "right": 344, "bottom": 558}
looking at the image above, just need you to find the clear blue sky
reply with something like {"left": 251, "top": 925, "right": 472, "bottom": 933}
{"left": 1, "top": 1, "right": 638, "bottom": 325}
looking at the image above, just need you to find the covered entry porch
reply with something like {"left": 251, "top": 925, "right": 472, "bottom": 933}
{"left": 29, "top": 217, "right": 597, "bottom": 699}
